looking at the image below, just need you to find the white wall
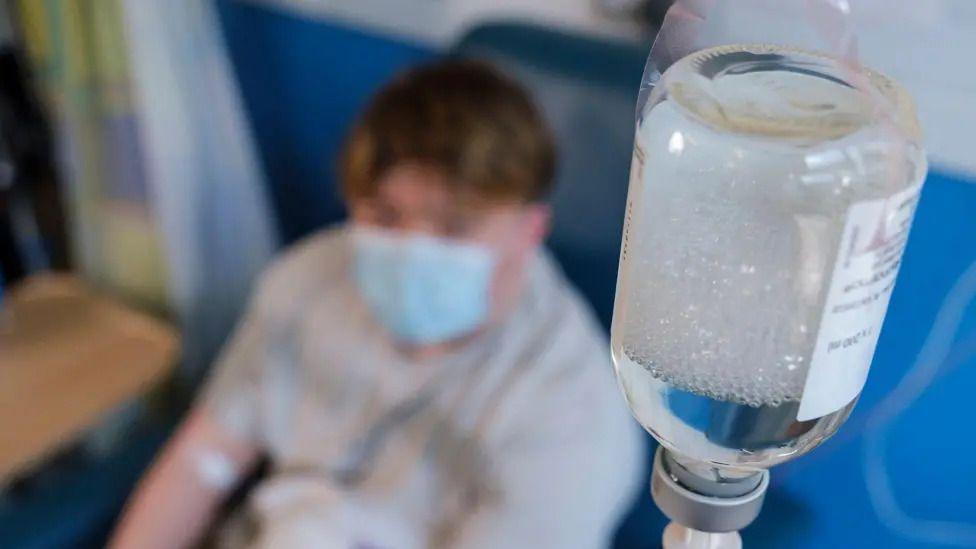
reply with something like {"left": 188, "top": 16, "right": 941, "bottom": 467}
{"left": 446, "top": 0, "right": 642, "bottom": 42}
{"left": 854, "top": 1, "right": 976, "bottom": 176}
{"left": 245, "top": 0, "right": 643, "bottom": 45}
{"left": 244, "top": 0, "right": 975, "bottom": 176}
{"left": 706, "top": 0, "right": 976, "bottom": 176}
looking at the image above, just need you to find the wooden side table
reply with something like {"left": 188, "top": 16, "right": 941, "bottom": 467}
{"left": 0, "top": 274, "right": 179, "bottom": 484}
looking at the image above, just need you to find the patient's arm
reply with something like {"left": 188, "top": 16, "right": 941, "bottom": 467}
{"left": 108, "top": 405, "right": 260, "bottom": 549}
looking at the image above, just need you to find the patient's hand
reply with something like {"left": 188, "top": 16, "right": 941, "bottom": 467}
{"left": 251, "top": 477, "right": 423, "bottom": 549}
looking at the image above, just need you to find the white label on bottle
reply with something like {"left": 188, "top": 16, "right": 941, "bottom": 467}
{"left": 797, "top": 184, "right": 923, "bottom": 421}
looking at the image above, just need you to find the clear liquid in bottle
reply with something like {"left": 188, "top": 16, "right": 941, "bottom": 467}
{"left": 611, "top": 44, "right": 926, "bottom": 470}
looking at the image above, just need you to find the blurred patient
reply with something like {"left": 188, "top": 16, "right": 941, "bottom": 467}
{"left": 110, "top": 60, "right": 641, "bottom": 549}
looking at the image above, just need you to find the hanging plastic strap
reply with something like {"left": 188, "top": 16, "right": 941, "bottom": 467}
{"left": 637, "top": 0, "right": 882, "bottom": 122}
{"left": 635, "top": 0, "right": 913, "bottom": 196}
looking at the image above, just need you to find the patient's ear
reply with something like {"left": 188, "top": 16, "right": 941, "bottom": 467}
{"left": 523, "top": 203, "right": 552, "bottom": 248}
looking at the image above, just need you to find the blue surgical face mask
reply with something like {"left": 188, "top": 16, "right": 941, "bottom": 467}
{"left": 350, "top": 226, "right": 496, "bottom": 344}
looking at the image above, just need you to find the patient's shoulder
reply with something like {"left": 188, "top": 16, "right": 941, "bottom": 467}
{"left": 250, "top": 226, "right": 351, "bottom": 316}
{"left": 531, "top": 251, "right": 608, "bottom": 359}
{"left": 489, "top": 251, "right": 612, "bottom": 411}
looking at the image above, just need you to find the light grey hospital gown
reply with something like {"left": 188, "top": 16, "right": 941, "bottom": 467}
{"left": 203, "top": 226, "right": 642, "bottom": 548}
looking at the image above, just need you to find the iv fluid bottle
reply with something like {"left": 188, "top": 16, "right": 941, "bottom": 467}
{"left": 611, "top": 44, "right": 926, "bottom": 470}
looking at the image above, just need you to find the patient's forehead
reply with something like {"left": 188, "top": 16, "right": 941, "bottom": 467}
{"left": 374, "top": 164, "right": 454, "bottom": 217}
{"left": 360, "top": 163, "right": 522, "bottom": 223}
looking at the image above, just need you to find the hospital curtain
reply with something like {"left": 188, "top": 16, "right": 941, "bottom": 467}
{"left": 15, "top": 0, "right": 277, "bottom": 378}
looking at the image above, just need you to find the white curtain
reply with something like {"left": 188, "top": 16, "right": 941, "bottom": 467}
{"left": 121, "top": 0, "right": 277, "bottom": 379}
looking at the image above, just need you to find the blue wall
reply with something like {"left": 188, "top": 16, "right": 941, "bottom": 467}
{"left": 216, "top": 1, "right": 435, "bottom": 244}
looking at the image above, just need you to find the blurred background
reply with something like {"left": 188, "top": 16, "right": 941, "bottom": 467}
{"left": 0, "top": 0, "right": 974, "bottom": 547}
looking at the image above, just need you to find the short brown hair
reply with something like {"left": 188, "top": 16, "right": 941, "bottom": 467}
{"left": 339, "top": 59, "right": 556, "bottom": 204}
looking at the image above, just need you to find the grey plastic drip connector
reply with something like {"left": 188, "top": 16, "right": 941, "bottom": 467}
{"left": 651, "top": 447, "right": 769, "bottom": 534}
